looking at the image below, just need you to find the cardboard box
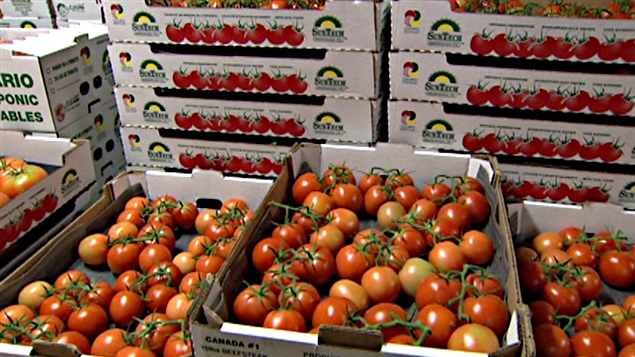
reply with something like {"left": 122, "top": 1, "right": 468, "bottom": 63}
{"left": 190, "top": 142, "right": 527, "bottom": 357}
{"left": 388, "top": 101, "right": 635, "bottom": 165}
{"left": 0, "top": 26, "right": 115, "bottom": 133}
{"left": 389, "top": 51, "right": 635, "bottom": 116}
{"left": 115, "top": 86, "right": 383, "bottom": 143}
{"left": 108, "top": 42, "right": 382, "bottom": 99}
{"left": 0, "top": 168, "right": 274, "bottom": 355}
{"left": 0, "top": 131, "right": 95, "bottom": 252}
{"left": 392, "top": 0, "right": 635, "bottom": 64}
{"left": 52, "top": 0, "right": 103, "bottom": 22}
{"left": 0, "top": 0, "right": 53, "bottom": 18}
{"left": 102, "top": 0, "right": 388, "bottom": 51}
{"left": 120, "top": 125, "right": 291, "bottom": 176}
{"left": 0, "top": 16, "right": 58, "bottom": 28}
{"left": 507, "top": 201, "right": 635, "bottom": 357}
{"left": 499, "top": 162, "right": 635, "bottom": 209}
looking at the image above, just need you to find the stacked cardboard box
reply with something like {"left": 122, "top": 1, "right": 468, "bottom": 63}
{"left": 0, "top": 0, "right": 103, "bottom": 28}
{"left": 387, "top": 0, "right": 635, "bottom": 209}
{"left": 105, "top": 0, "right": 388, "bottom": 176}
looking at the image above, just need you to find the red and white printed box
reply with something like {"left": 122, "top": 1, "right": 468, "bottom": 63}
{"left": 103, "top": 0, "right": 388, "bottom": 51}
{"left": 388, "top": 101, "right": 635, "bottom": 165}
{"left": 120, "top": 125, "right": 290, "bottom": 176}
{"left": 499, "top": 162, "right": 635, "bottom": 210}
{"left": 108, "top": 42, "right": 382, "bottom": 99}
{"left": 389, "top": 51, "right": 635, "bottom": 116}
{"left": 392, "top": 0, "right": 635, "bottom": 64}
{"left": 115, "top": 86, "right": 382, "bottom": 143}
{"left": 0, "top": 131, "right": 95, "bottom": 252}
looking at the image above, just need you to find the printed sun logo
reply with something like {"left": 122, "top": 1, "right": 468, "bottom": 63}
{"left": 61, "top": 169, "right": 81, "bottom": 195}
{"left": 426, "top": 119, "right": 453, "bottom": 131}
{"left": 21, "top": 21, "right": 36, "bottom": 28}
{"left": 404, "top": 10, "right": 422, "bottom": 27}
{"left": 317, "top": 66, "right": 343, "bottom": 79}
{"left": 128, "top": 134, "right": 141, "bottom": 147}
{"left": 80, "top": 47, "right": 92, "bottom": 66}
{"left": 314, "top": 16, "right": 342, "bottom": 29}
{"left": 144, "top": 101, "right": 165, "bottom": 112}
{"left": 140, "top": 59, "right": 163, "bottom": 71}
{"left": 94, "top": 114, "right": 105, "bottom": 131}
{"left": 401, "top": 110, "right": 417, "bottom": 125}
{"left": 148, "top": 142, "right": 169, "bottom": 152}
{"left": 403, "top": 62, "right": 419, "bottom": 78}
{"left": 428, "top": 71, "right": 456, "bottom": 84}
{"left": 110, "top": 4, "right": 124, "bottom": 19}
{"left": 122, "top": 93, "right": 136, "bottom": 107}
{"left": 133, "top": 12, "right": 156, "bottom": 23}
{"left": 119, "top": 52, "right": 132, "bottom": 67}
{"left": 62, "top": 170, "right": 77, "bottom": 184}
{"left": 431, "top": 19, "right": 461, "bottom": 32}
{"left": 317, "top": 112, "right": 340, "bottom": 123}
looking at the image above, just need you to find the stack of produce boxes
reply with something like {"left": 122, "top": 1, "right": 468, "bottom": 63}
{"left": 105, "top": 0, "right": 388, "bottom": 176}
{"left": 0, "top": 24, "right": 125, "bottom": 208}
{"left": 388, "top": 0, "right": 635, "bottom": 209}
{"left": 0, "top": 0, "right": 60, "bottom": 28}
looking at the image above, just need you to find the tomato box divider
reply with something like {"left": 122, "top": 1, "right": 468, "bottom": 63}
{"left": 189, "top": 142, "right": 528, "bottom": 357}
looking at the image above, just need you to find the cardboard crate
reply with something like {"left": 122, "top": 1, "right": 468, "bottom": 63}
{"left": 190, "top": 142, "right": 527, "bottom": 357}
{"left": 0, "top": 26, "right": 115, "bottom": 133}
{"left": 0, "top": 0, "right": 53, "bottom": 18}
{"left": 0, "top": 168, "right": 274, "bottom": 356}
{"left": 115, "top": 86, "right": 383, "bottom": 143}
{"left": 103, "top": 0, "right": 388, "bottom": 51}
{"left": 507, "top": 201, "right": 635, "bottom": 357}
{"left": 51, "top": 0, "right": 103, "bottom": 22}
{"left": 392, "top": 0, "right": 635, "bottom": 64}
{"left": 499, "top": 162, "right": 635, "bottom": 210}
{"left": 120, "top": 125, "right": 291, "bottom": 176}
{"left": 0, "top": 17, "right": 58, "bottom": 28}
{"left": 389, "top": 51, "right": 635, "bottom": 116}
{"left": 387, "top": 101, "right": 635, "bottom": 165}
{"left": 108, "top": 42, "right": 382, "bottom": 99}
{"left": 0, "top": 131, "right": 95, "bottom": 252}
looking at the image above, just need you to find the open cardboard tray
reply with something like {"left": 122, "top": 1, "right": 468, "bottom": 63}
{"left": 102, "top": 0, "right": 388, "bottom": 51}
{"left": 392, "top": 0, "right": 635, "bottom": 64}
{"left": 189, "top": 142, "right": 529, "bottom": 357}
{"left": 108, "top": 42, "right": 383, "bottom": 99}
{"left": 115, "top": 86, "right": 384, "bottom": 144}
{"left": 387, "top": 101, "right": 635, "bottom": 165}
{"left": 0, "top": 131, "right": 95, "bottom": 253}
{"left": 389, "top": 51, "right": 635, "bottom": 116}
{"left": 0, "top": 168, "right": 274, "bottom": 357}
{"left": 507, "top": 201, "right": 635, "bottom": 357}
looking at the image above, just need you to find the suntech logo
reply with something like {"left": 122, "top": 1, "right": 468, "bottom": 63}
{"left": 139, "top": 59, "right": 167, "bottom": 83}
{"left": 427, "top": 19, "right": 462, "bottom": 47}
{"left": 313, "top": 16, "right": 345, "bottom": 43}
{"left": 128, "top": 134, "right": 141, "bottom": 147}
{"left": 61, "top": 169, "right": 81, "bottom": 196}
{"left": 147, "top": 142, "right": 173, "bottom": 162}
{"left": 143, "top": 101, "right": 169, "bottom": 122}
{"left": 20, "top": 21, "right": 37, "bottom": 29}
{"left": 110, "top": 4, "right": 124, "bottom": 19}
{"left": 94, "top": 114, "right": 105, "bottom": 131}
{"left": 619, "top": 181, "right": 635, "bottom": 201}
{"left": 401, "top": 110, "right": 417, "bottom": 126}
{"left": 315, "top": 66, "right": 346, "bottom": 92}
{"left": 425, "top": 71, "right": 460, "bottom": 98}
{"left": 404, "top": 10, "right": 422, "bottom": 27}
{"left": 421, "top": 119, "right": 455, "bottom": 143}
{"left": 313, "top": 112, "right": 344, "bottom": 134}
{"left": 403, "top": 62, "right": 419, "bottom": 78}
{"left": 80, "top": 47, "right": 91, "bottom": 66}
{"left": 132, "top": 12, "right": 160, "bottom": 35}
{"left": 122, "top": 93, "right": 136, "bottom": 107}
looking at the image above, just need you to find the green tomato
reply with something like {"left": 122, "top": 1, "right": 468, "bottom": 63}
{"left": 398, "top": 257, "right": 436, "bottom": 297}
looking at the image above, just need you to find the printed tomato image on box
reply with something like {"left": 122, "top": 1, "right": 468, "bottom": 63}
{"left": 388, "top": 101, "right": 635, "bottom": 165}
{"left": 114, "top": 87, "right": 382, "bottom": 143}
{"left": 392, "top": 0, "right": 635, "bottom": 63}
{"left": 108, "top": 43, "right": 381, "bottom": 98}
{"left": 390, "top": 51, "right": 635, "bottom": 116}
{"left": 103, "top": 0, "right": 388, "bottom": 51}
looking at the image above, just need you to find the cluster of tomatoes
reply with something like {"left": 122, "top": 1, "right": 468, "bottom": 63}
{"left": 451, "top": 0, "right": 635, "bottom": 19}
{"left": 172, "top": 68, "right": 308, "bottom": 94}
{"left": 174, "top": 111, "right": 306, "bottom": 137}
{"left": 471, "top": 33, "right": 635, "bottom": 62}
{"left": 467, "top": 83, "right": 634, "bottom": 116}
{"left": 178, "top": 151, "right": 284, "bottom": 174}
{"left": 159, "top": 0, "right": 325, "bottom": 10}
{"left": 229, "top": 165, "right": 511, "bottom": 353}
{"left": 462, "top": 131, "right": 624, "bottom": 163}
{"left": 0, "top": 194, "right": 255, "bottom": 357}
{"left": 517, "top": 226, "right": 635, "bottom": 356}
{"left": 0, "top": 157, "right": 48, "bottom": 208}
{"left": 166, "top": 22, "right": 305, "bottom": 46}
{"left": 0, "top": 192, "right": 58, "bottom": 251}
{"left": 502, "top": 179, "right": 610, "bottom": 203}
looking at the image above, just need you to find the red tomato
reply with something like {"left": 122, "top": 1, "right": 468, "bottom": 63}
{"left": 138, "top": 244, "right": 173, "bottom": 273}
{"left": 361, "top": 266, "right": 401, "bottom": 303}
{"left": 533, "top": 324, "right": 572, "bottom": 357}
{"left": 78, "top": 233, "right": 109, "bottom": 266}
{"left": 292, "top": 172, "right": 322, "bottom": 204}
{"left": 163, "top": 331, "right": 192, "bottom": 357}
{"left": 447, "top": 324, "right": 500, "bottom": 353}
{"left": 53, "top": 331, "right": 92, "bottom": 354}
{"left": 459, "top": 230, "right": 495, "bottom": 266}
{"left": 414, "top": 303, "right": 458, "bottom": 348}
{"left": 68, "top": 304, "right": 109, "bottom": 340}
{"left": 290, "top": 243, "right": 335, "bottom": 287}
{"left": 0, "top": 164, "right": 48, "bottom": 199}
{"left": 233, "top": 284, "right": 279, "bottom": 326}
{"left": 311, "top": 297, "right": 357, "bottom": 328}
{"left": 363, "top": 303, "right": 408, "bottom": 341}
{"left": 263, "top": 309, "right": 306, "bottom": 332}
{"left": 571, "top": 330, "right": 617, "bottom": 357}
{"left": 107, "top": 242, "right": 142, "bottom": 274}
{"left": 278, "top": 282, "right": 321, "bottom": 322}
{"left": 422, "top": 182, "right": 453, "bottom": 205}
{"left": 463, "top": 295, "right": 509, "bottom": 336}
{"left": 599, "top": 251, "right": 635, "bottom": 288}
{"left": 542, "top": 282, "right": 581, "bottom": 316}
{"left": 92, "top": 328, "right": 129, "bottom": 357}
{"left": 335, "top": 243, "right": 376, "bottom": 282}
{"left": 429, "top": 241, "right": 466, "bottom": 273}
{"left": 134, "top": 313, "right": 181, "bottom": 356}
{"left": 519, "top": 261, "right": 547, "bottom": 297}
{"left": 416, "top": 274, "right": 462, "bottom": 311}
{"left": 529, "top": 300, "right": 556, "bottom": 326}
{"left": 109, "top": 291, "right": 146, "bottom": 328}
